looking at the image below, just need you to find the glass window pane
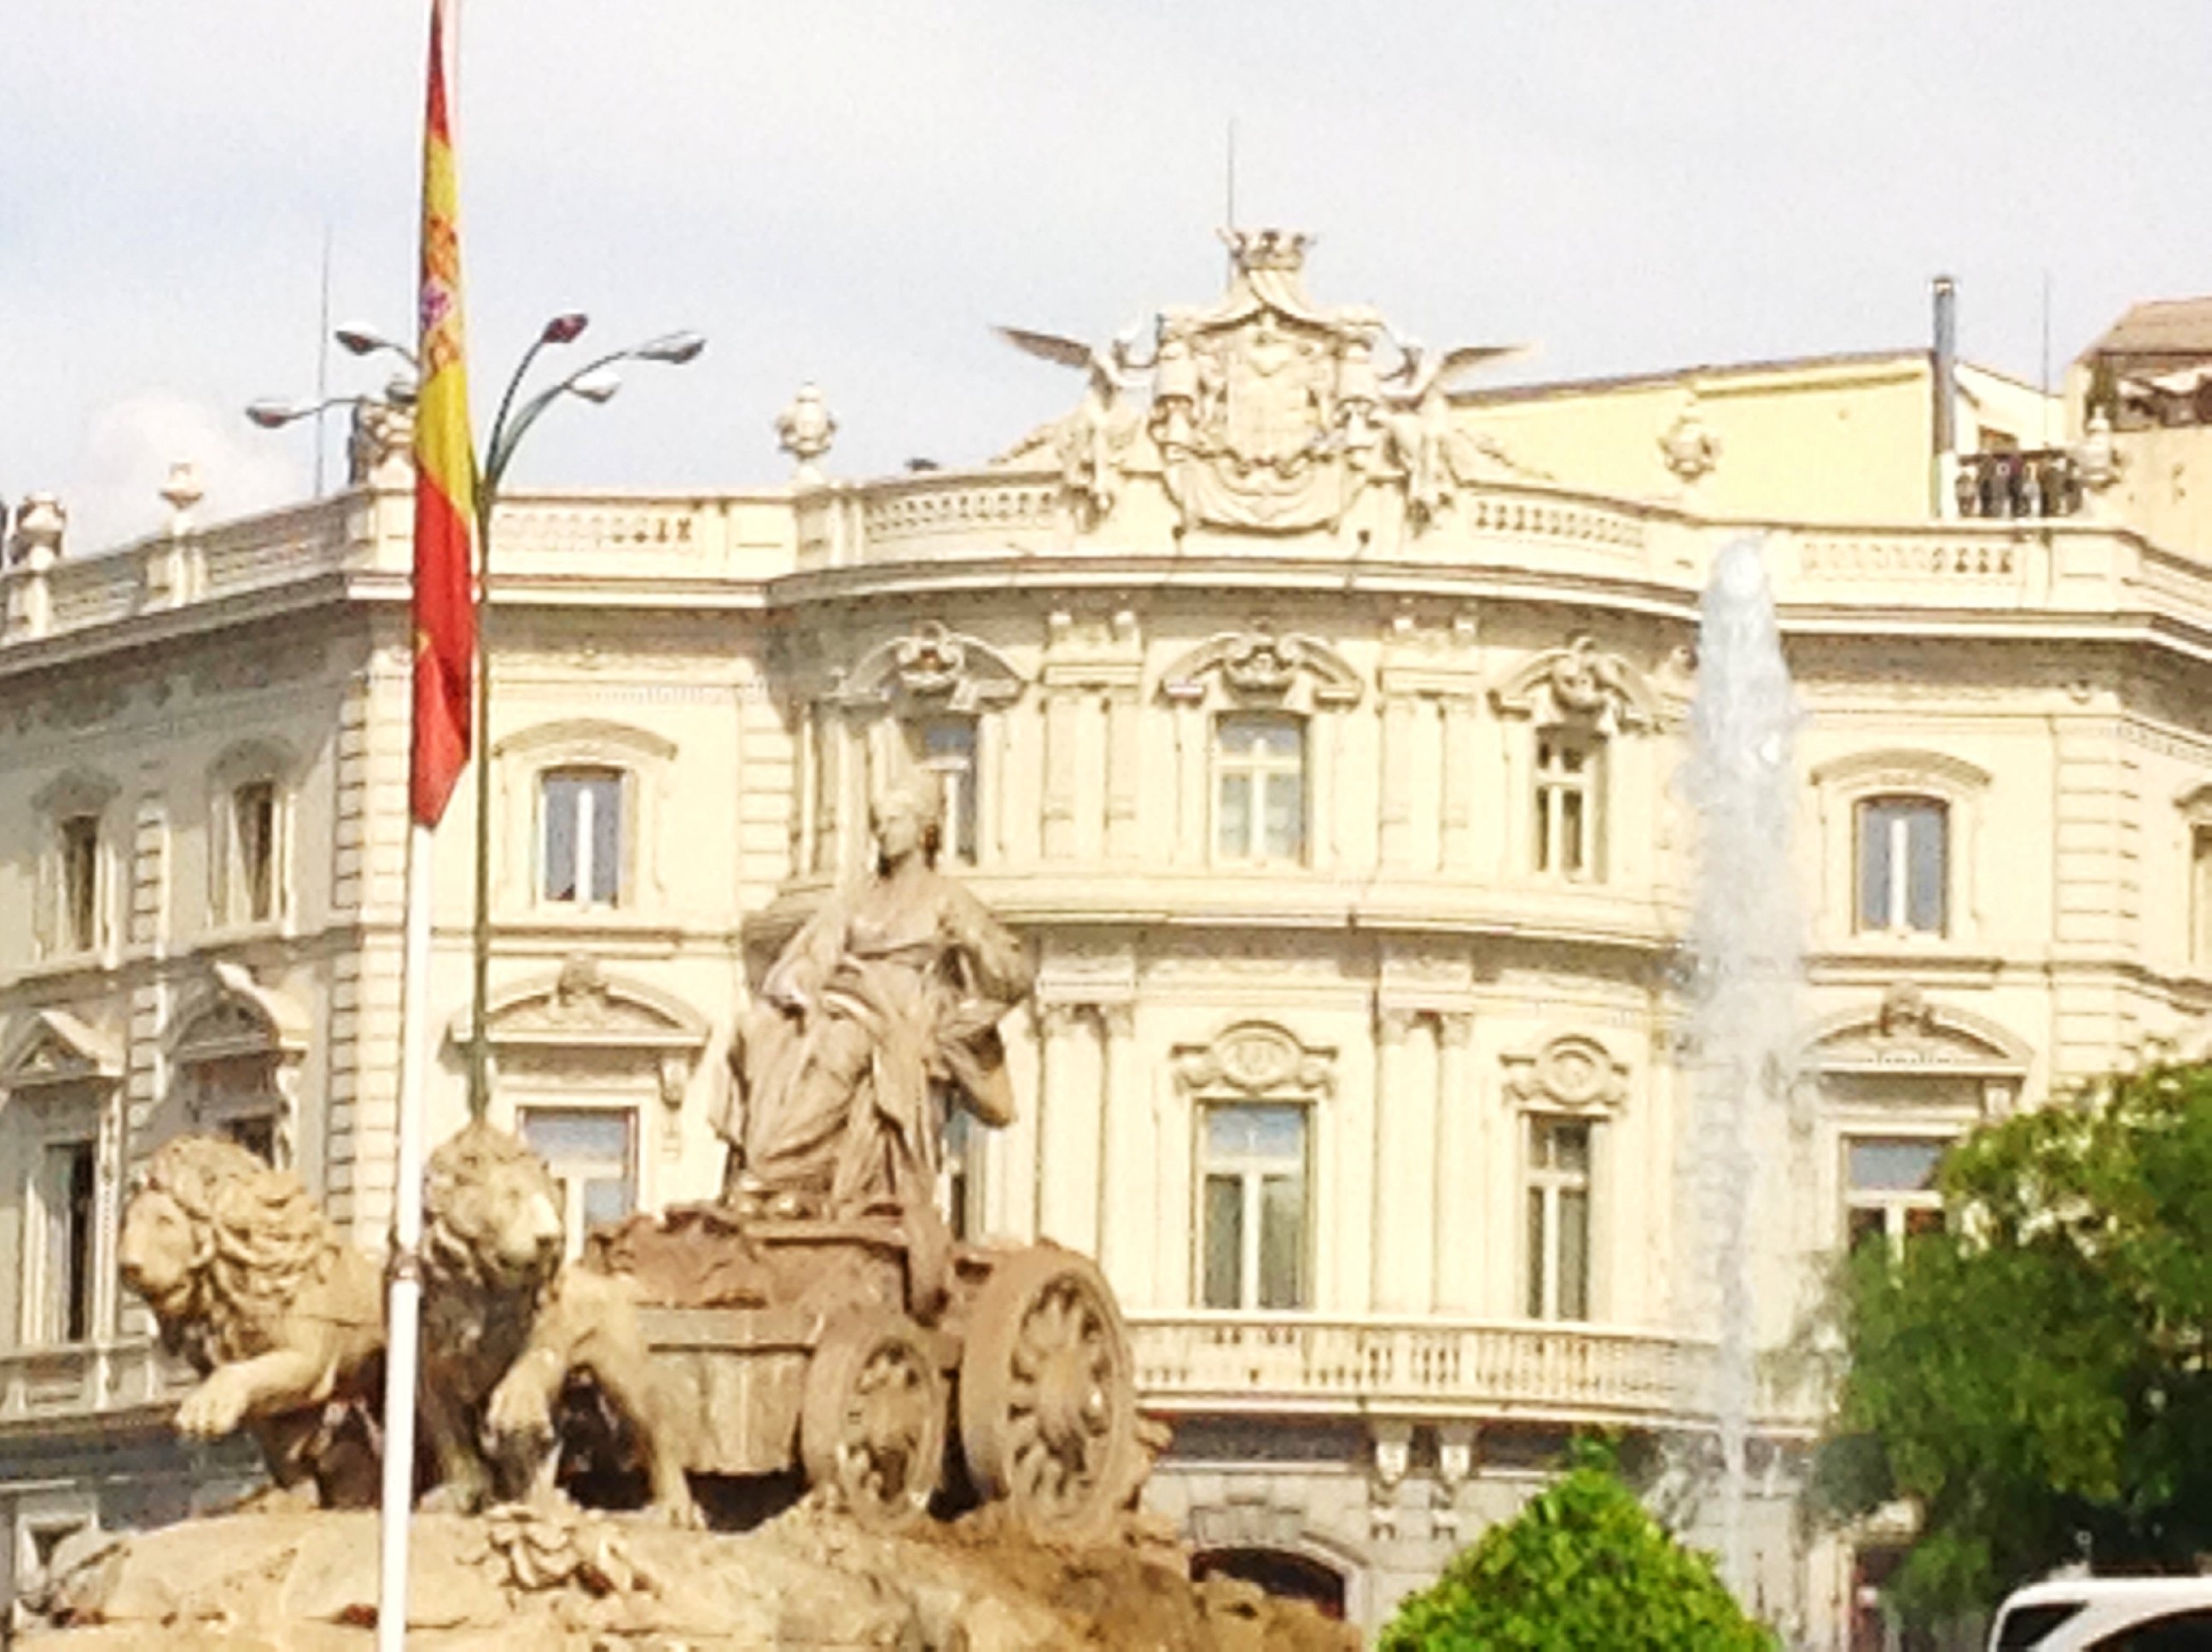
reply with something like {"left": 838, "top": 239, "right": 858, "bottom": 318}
{"left": 1857, "top": 801, "right": 1895, "bottom": 930}
{"left": 1217, "top": 773, "right": 1250, "bottom": 860}
{"left": 1527, "top": 1188, "right": 1547, "bottom": 1318}
{"left": 1848, "top": 1138, "right": 1946, "bottom": 1192}
{"left": 1847, "top": 1206, "right": 1887, "bottom": 1253}
{"left": 1263, "top": 772, "right": 1303, "bottom": 861}
{"left": 1906, "top": 803, "right": 1947, "bottom": 933}
{"left": 1217, "top": 718, "right": 1258, "bottom": 757}
{"left": 1202, "top": 1174, "right": 1243, "bottom": 1308}
{"left": 1259, "top": 1172, "right": 1305, "bottom": 1309}
{"left": 1561, "top": 792, "right": 1586, "bottom": 875}
{"left": 543, "top": 777, "right": 579, "bottom": 901}
{"left": 1558, "top": 1189, "right": 1589, "bottom": 1320}
{"left": 62, "top": 816, "right": 99, "bottom": 950}
{"left": 588, "top": 776, "right": 621, "bottom": 905}
{"left": 582, "top": 1175, "right": 634, "bottom": 1228}
{"left": 1207, "top": 1104, "right": 1305, "bottom": 1163}
{"left": 522, "top": 1108, "right": 632, "bottom": 1165}
{"left": 1903, "top": 1206, "right": 1945, "bottom": 1241}
{"left": 1553, "top": 1121, "right": 1592, "bottom": 1176}
{"left": 236, "top": 782, "right": 276, "bottom": 920}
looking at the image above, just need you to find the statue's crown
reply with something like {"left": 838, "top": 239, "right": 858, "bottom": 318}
{"left": 1223, "top": 227, "right": 1313, "bottom": 274}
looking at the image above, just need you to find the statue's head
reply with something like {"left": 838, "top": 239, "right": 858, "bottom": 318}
{"left": 871, "top": 775, "right": 945, "bottom": 870}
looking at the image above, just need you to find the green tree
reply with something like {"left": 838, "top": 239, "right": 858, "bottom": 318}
{"left": 1378, "top": 1443, "right": 1770, "bottom": 1651}
{"left": 1817, "top": 1062, "right": 2212, "bottom": 1621}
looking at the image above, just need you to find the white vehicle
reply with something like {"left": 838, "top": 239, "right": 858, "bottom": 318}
{"left": 1988, "top": 1577, "right": 2212, "bottom": 1649}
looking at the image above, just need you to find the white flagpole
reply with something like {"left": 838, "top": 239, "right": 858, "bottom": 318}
{"left": 378, "top": 817, "right": 435, "bottom": 1651}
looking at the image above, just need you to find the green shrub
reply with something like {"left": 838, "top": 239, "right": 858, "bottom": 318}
{"left": 1378, "top": 1446, "right": 1771, "bottom": 1651}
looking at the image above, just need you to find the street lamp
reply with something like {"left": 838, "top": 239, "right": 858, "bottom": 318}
{"left": 249, "top": 313, "right": 706, "bottom": 1121}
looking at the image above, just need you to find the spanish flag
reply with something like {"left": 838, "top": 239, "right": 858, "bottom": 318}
{"left": 409, "top": 0, "right": 476, "bottom": 826}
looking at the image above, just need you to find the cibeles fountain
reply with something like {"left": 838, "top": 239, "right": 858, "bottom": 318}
{"left": 18, "top": 777, "right": 1353, "bottom": 1652}
{"left": 1678, "top": 534, "right": 1808, "bottom": 1613}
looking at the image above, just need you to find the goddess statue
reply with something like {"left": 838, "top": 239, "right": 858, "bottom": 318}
{"left": 720, "top": 777, "right": 1033, "bottom": 1224}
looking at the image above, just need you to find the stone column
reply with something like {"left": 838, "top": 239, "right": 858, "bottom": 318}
{"left": 1433, "top": 1013, "right": 1477, "bottom": 1312}
{"left": 978, "top": 710, "right": 1008, "bottom": 867}
{"left": 1031, "top": 1002, "right": 1086, "bottom": 1244}
{"left": 1104, "top": 690, "right": 1142, "bottom": 860}
{"left": 1041, "top": 692, "right": 1079, "bottom": 859}
{"left": 1371, "top": 1008, "right": 1422, "bottom": 1312}
{"left": 1378, "top": 697, "right": 1414, "bottom": 868}
{"left": 1097, "top": 1002, "right": 1141, "bottom": 1290}
{"left": 1440, "top": 699, "right": 1476, "bottom": 871}
{"left": 1312, "top": 707, "right": 1340, "bottom": 874}
{"left": 1173, "top": 697, "right": 1206, "bottom": 865}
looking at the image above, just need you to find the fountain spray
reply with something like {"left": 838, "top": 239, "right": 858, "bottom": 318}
{"left": 1680, "top": 535, "right": 1803, "bottom": 1603}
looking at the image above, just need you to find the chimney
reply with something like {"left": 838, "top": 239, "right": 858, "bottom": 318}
{"left": 1932, "top": 276, "right": 1959, "bottom": 516}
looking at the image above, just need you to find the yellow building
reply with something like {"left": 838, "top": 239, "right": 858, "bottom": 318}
{"left": 2, "top": 234, "right": 2207, "bottom": 1647}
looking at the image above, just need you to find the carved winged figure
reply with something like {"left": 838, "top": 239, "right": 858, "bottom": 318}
{"left": 992, "top": 323, "right": 1152, "bottom": 523}
{"left": 1380, "top": 339, "right": 1538, "bottom": 525}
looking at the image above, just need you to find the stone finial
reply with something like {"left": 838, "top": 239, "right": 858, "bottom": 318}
{"left": 2075, "top": 408, "right": 2122, "bottom": 495}
{"left": 10, "top": 494, "right": 66, "bottom": 567}
{"left": 160, "top": 462, "right": 205, "bottom": 534}
{"left": 775, "top": 383, "right": 836, "bottom": 483}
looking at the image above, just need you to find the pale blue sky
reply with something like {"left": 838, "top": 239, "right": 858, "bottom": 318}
{"left": 8, "top": 1, "right": 2211, "bottom": 549}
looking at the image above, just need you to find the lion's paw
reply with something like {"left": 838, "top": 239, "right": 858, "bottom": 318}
{"left": 485, "top": 1376, "right": 554, "bottom": 1446}
{"left": 176, "top": 1371, "right": 250, "bottom": 1440}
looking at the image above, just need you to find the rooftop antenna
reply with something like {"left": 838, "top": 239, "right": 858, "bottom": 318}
{"left": 2040, "top": 267, "right": 2053, "bottom": 445}
{"left": 313, "top": 224, "right": 333, "bottom": 497}
{"left": 1225, "top": 117, "right": 1238, "bottom": 280}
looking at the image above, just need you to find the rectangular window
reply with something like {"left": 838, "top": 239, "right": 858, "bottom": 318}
{"left": 541, "top": 769, "right": 623, "bottom": 906}
{"left": 32, "top": 1140, "right": 97, "bottom": 1345}
{"left": 520, "top": 1107, "right": 637, "bottom": 1255}
{"left": 233, "top": 781, "right": 278, "bottom": 923}
{"left": 941, "top": 1107, "right": 976, "bottom": 1240}
{"left": 1845, "top": 1136, "right": 1947, "bottom": 1252}
{"left": 912, "top": 716, "right": 980, "bottom": 865}
{"left": 1527, "top": 1118, "right": 1592, "bottom": 1321}
{"left": 1214, "top": 714, "right": 1306, "bottom": 866}
{"left": 223, "top": 1114, "right": 277, "bottom": 1165}
{"left": 1856, "top": 797, "right": 1947, "bottom": 934}
{"left": 1534, "top": 736, "right": 1599, "bottom": 879}
{"left": 1198, "top": 1103, "right": 1308, "bottom": 1310}
{"left": 59, "top": 815, "right": 100, "bottom": 954}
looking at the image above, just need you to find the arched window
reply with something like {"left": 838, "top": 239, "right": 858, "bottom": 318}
{"left": 1813, "top": 750, "right": 1990, "bottom": 947}
{"left": 31, "top": 771, "right": 119, "bottom": 962}
{"left": 208, "top": 738, "right": 296, "bottom": 929}
{"left": 492, "top": 720, "right": 676, "bottom": 916}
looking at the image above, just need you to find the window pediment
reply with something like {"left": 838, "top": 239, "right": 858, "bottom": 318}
{"left": 1174, "top": 1021, "right": 1335, "bottom": 1101}
{"left": 169, "top": 962, "right": 310, "bottom": 1063}
{"left": 840, "top": 621, "right": 1027, "bottom": 713}
{"left": 492, "top": 718, "right": 677, "bottom": 768}
{"left": 1491, "top": 637, "right": 1657, "bottom": 734}
{"left": 1802, "top": 983, "right": 2029, "bottom": 1077}
{"left": 1502, "top": 1033, "right": 1629, "bottom": 1113}
{"left": 1811, "top": 748, "right": 1991, "bottom": 800}
{"left": 467, "top": 956, "right": 709, "bottom": 1053}
{"left": 1161, "top": 627, "right": 1362, "bottom": 710}
{"left": 31, "top": 769, "right": 120, "bottom": 821}
{"left": 1, "top": 1009, "right": 122, "bottom": 1094}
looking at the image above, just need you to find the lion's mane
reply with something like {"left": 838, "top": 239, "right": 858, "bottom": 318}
{"left": 423, "top": 1120, "right": 563, "bottom": 1295}
{"left": 133, "top": 1134, "right": 342, "bottom": 1365}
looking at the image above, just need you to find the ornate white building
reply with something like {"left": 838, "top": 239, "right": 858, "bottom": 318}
{"left": 3, "top": 236, "right": 2209, "bottom": 1648}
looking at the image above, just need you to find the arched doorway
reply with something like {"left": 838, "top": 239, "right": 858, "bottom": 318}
{"left": 1191, "top": 1547, "right": 1348, "bottom": 1620}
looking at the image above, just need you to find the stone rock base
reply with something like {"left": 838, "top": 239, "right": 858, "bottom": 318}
{"left": 18, "top": 1499, "right": 1357, "bottom": 1651}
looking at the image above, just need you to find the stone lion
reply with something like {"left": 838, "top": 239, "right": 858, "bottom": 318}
{"left": 118, "top": 1134, "right": 385, "bottom": 1506}
{"left": 422, "top": 1120, "right": 696, "bottom": 1523}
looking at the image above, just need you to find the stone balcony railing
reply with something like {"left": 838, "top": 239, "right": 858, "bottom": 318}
{"left": 1954, "top": 449, "right": 2082, "bottom": 521}
{"left": 3, "top": 469, "right": 2205, "bottom": 659}
{"left": 1126, "top": 1313, "right": 1821, "bottom": 1434}
{"left": 0, "top": 1337, "right": 192, "bottom": 1431}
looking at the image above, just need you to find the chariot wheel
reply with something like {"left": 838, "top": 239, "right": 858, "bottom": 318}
{"left": 958, "top": 1245, "right": 1139, "bottom": 1542}
{"left": 800, "top": 1310, "right": 946, "bottom": 1532}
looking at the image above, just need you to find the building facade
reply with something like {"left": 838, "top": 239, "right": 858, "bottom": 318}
{"left": 5, "top": 236, "right": 2211, "bottom": 1646}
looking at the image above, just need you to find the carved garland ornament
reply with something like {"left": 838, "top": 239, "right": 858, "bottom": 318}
{"left": 1173, "top": 1021, "right": 1336, "bottom": 1101}
{"left": 1501, "top": 1034, "right": 1629, "bottom": 1114}
{"left": 1160, "top": 625, "right": 1363, "bottom": 708}
{"left": 1491, "top": 635, "right": 1660, "bottom": 735}
{"left": 840, "top": 620, "right": 1027, "bottom": 714}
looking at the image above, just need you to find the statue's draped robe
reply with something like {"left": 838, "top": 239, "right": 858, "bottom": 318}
{"left": 732, "top": 871, "right": 1031, "bottom": 1215}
